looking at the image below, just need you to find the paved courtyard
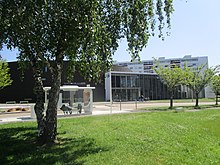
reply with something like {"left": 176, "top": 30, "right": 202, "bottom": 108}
{"left": 0, "top": 101, "right": 215, "bottom": 124}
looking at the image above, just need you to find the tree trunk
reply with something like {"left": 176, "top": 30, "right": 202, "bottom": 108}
{"left": 169, "top": 91, "right": 174, "bottom": 109}
{"left": 31, "top": 60, "right": 46, "bottom": 143}
{"left": 44, "top": 60, "right": 63, "bottom": 143}
{"left": 34, "top": 74, "right": 46, "bottom": 140}
{"left": 195, "top": 92, "right": 199, "bottom": 108}
{"left": 216, "top": 94, "right": 218, "bottom": 105}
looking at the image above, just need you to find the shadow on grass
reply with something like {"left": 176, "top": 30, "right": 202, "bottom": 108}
{"left": 0, "top": 126, "right": 109, "bottom": 165}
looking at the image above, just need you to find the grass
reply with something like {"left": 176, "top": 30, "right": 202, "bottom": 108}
{"left": 1, "top": 109, "right": 220, "bottom": 164}
{"left": 142, "top": 104, "right": 220, "bottom": 112}
{"left": 148, "top": 98, "right": 216, "bottom": 103}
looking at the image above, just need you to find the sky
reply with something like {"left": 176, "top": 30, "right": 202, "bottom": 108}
{"left": 1, "top": 0, "right": 220, "bottom": 67}
{"left": 114, "top": 0, "right": 220, "bottom": 67}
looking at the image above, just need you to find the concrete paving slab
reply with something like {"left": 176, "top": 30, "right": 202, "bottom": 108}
{"left": 0, "top": 101, "right": 216, "bottom": 124}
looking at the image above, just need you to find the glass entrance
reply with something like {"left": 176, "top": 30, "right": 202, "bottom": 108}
{"left": 112, "top": 88, "right": 140, "bottom": 101}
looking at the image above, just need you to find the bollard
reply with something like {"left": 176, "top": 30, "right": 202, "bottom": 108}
{"left": 30, "top": 104, "right": 36, "bottom": 119}
{"left": 135, "top": 100, "right": 137, "bottom": 110}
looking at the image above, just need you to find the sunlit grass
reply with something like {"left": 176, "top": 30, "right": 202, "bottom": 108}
{"left": 1, "top": 109, "right": 220, "bottom": 164}
{"left": 149, "top": 98, "right": 216, "bottom": 103}
{"left": 142, "top": 104, "right": 220, "bottom": 111}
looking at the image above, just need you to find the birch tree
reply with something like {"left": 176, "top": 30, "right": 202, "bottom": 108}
{"left": 0, "top": 60, "right": 12, "bottom": 90}
{"left": 154, "top": 62, "right": 184, "bottom": 109}
{"left": 210, "top": 75, "right": 220, "bottom": 105}
{"left": 0, "top": 0, "right": 174, "bottom": 144}
{"left": 184, "top": 64, "right": 219, "bottom": 108}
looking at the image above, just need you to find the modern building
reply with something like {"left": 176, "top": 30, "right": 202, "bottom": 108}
{"left": 105, "top": 71, "right": 171, "bottom": 101}
{"left": 105, "top": 55, "right": 213, "bottom": 101}
{"left": 115, "top": 55, "right": 208, "bottom": 73}
{"left": 0, "top": 55, "right": 214, "bottom": 103}
{"left": 0, "top": 62, "right": 105, "bottom": 103}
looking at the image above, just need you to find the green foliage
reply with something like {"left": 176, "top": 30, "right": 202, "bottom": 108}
{"left": 210, "top": 75, "right": 220, "bottom": 105}
{"left": 210, "top": 75, "right": 220, "bottom": 95}
{"left": 0, "top": 0, "right": 174, "bottom": 81}
{"left": 153, "top": 61, "right": 184, "bottom": 92}
{"left": 0, "top": 0, "right": 175, "bottom": 143}
{"left": 181, "top": 64, "right": 220, "bottom": 107}
{"left": 184, "top": 64, "right": 219, "bottom": 95}
{"left": 0, "top": 60, "right": 12, "bottom": 90}
{"left": 1, "top": 109, "right": 220, "bottom": 164}
{"left": 153, "top": 59, "right": 185, "bottom": 108}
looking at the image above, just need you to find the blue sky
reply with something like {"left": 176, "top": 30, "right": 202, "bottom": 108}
{"left": 1, "top": 0, "right": 220, "bottom": 67}
{"left": 114, "top": 0, "right": 220, "bottom": 67}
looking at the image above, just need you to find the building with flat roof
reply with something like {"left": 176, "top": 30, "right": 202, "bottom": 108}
{"left": 0, "top": 62, "right": 105, "bottom": 103}
{"left": 115, "top": 55, "right": 208, "bottom": 73}
{"left": 105, "top": 55, "right": 213, "bottom": 101}
{"left": 0, "top": 55, "right": 214, "bottom": 103}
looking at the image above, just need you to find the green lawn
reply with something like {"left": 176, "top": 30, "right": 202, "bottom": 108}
{"left": 148, "top": 98, "right": 216, "bottom": 103}
{"left": 1, "top": 109, "right": 220, "bottom": 164}
{"left": 142, "top": 104, "right": 220, "bottom": 112}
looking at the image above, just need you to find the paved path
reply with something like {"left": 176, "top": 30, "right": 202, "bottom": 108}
{"left": 0, "top": 101, "right": 216, "bottom": 124}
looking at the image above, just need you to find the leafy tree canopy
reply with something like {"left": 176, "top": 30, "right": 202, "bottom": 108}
{"left": 185, "top": 64, "right": 219, "bottom": 95}
{"left": 0, "top": 0, "right": 174, "bottom": 80}
{"left": 210, "top": 74, "right": 220, "bottom": 105}
{"left": 0, "top": 60, "right": 12, "bottom": 90}
{"left": 184, "top": 64, "right": 219, "bottom": 107}
{"left": 153, "top": 59, "right": 184, "bottom": 108}
{"left": 154, "top": 63, "right": 183, "bottom": 91}
{"left": 211, "top": 75, "right": 220, "bottom": 95}
{"left": 0, "top": 0, "right": 174, "bottom": 143}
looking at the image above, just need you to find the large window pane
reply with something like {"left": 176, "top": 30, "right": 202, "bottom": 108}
{"left": 112, "top": 76, "right": 116, "bottom": 87}
{"left": 120, "top": 76, "right": 126, "bottom": 87}
{"left": 116, "top": 76, "right": 120, "bottom": 87}
{"left": 131, "top": 76, "right": 137, "bottom": 87}
{"left": 127, "top": 76, "right": 131, "bottom": 87}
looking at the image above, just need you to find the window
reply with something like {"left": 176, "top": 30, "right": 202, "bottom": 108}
{"left": 120, "top": 76, "right": 126, "bottom": 87}
{"left": 143, "top": 61, "right": 153, "bottom": 65}
{"left": 170, "top": 60, "right": 180, "bottom": 64}
{"left": 116, "top": 76, "right": 120, "bottom": 87}
{"left": 144, "top": 65, "right": 152, "bottom": 69}
{"left": 127, "top": 76, "right": 131, "bottom": 87}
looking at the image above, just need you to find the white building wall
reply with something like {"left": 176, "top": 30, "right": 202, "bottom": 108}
{"left": 115, "top": 55, "right": 209, "bottom": 73}
{"left": 114, "top": 55, "right": 213, "bottom": 99}
{"left": 127, "top": 63, "right": 144, "bottom": 73}
{"left": 197, "top": 56, "right": 208, "bottom": 67}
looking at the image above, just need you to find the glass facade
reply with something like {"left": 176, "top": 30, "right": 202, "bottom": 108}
{"left": 62, "top": 90, "right": 83, "bottom": 104}
{"left": 111, "top": 73, "right": 184, "bottom": 101}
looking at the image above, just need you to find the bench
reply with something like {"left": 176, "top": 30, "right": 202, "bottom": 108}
{"left": 60, "top": 103, "right": 82, "bottom": 115}
{"left": 6, "top": 101, "right": 16, "bottom": 104}
{"left": 20, "top": 101, "right": 29, "bottom": 104}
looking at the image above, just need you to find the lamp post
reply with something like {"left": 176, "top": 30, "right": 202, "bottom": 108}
{"left": 109, "top": 70, "right": 112, "bottom": 113}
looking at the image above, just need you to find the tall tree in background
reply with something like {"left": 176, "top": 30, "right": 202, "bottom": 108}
{"left": 0, "top": 60, "right": 12, "bottom": 90}
{"left": 210, "top": 75, "right": 220, "bottom": 105}
{"left": 0, "top": 0, "right": 174, "bottom": 144}
{"left": 184, "top": 64, "right": 219, "bottom": 108}
{"left": 153, "top": 61, "right": 184, "bottom": 109}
